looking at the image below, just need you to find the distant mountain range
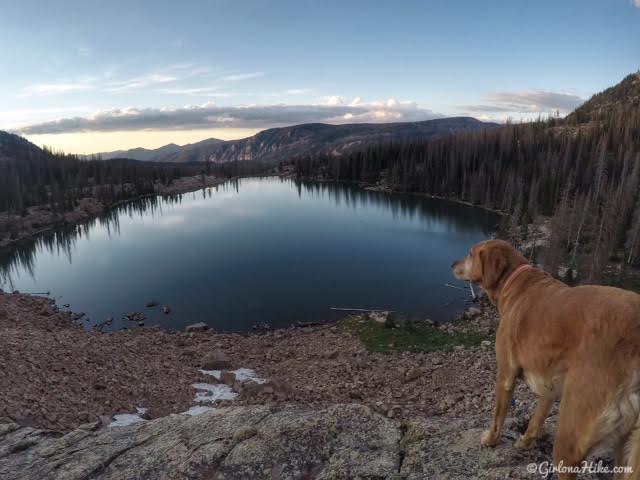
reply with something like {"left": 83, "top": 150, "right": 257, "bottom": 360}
{"left": 91, "top": 137, "right": 224, "bottom": 162}
{"left": 92, "top": 117, "right": 498, "bottom": 164}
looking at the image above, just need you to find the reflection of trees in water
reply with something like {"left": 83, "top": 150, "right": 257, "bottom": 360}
{"left": 0, "top": 178, "right": 498, "bottom": 288}
{"left": 290, "top": 178, "right": 499, "bottom": 235}
{"left": 0, "top": 193, "right": 187, "bottom": 289}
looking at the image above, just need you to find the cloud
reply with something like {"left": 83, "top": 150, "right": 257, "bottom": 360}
{"left": 463, "top": 90, "right": 584, "bottom": 115}
{"left": 633, "top": 0, "right": 640, "bottom": 7}
{"left": 155, "top": 87, "right": 231, "bottom": 97}
{"left": 77, "top": 46, "right": 92, "bottom": 57}
{"left": 325, "top": 95, "right": 344, "bottom": 106}
{"left": 19, "top": 82, "right": 95, "bottom": 97}
{"left": 15, "top": 98, "right": 438, "bottom": 135}
{"left": 17, "top": 64, "right": 262, "bottom": 97}
{"left": 104, "top": 73, "right": 178, "bottom": 92}
{"left": 283, "top": 88, "right": 311, "bottom": 95}
{"left": 221, "top": 72, "right": 264, "bottom": 82}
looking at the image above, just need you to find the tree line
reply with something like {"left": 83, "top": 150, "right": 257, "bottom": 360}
{"left": 291, "top": 91, "right": 640, "bottom": 284}
{"left": 0, "top": 132, "right": 269, "bottom": 216}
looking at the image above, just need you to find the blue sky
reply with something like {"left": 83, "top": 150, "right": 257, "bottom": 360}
{"left": 1, "top": 0, "right": 639, "bottom": 153}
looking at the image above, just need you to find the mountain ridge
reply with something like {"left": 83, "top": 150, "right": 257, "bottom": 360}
{"left": 91, "top": 137, "right": 224, "bottom": 162}
{"left": 92, "top": 116, "right": 498, "bottom": 164}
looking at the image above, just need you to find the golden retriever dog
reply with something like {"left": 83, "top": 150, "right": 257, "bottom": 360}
{"left": 452, "top": 240, "right": 640, "bottom": 480}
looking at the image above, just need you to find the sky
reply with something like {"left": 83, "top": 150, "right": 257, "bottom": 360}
{"left": 1, "top": 0, "right": 639, "bottom": 154}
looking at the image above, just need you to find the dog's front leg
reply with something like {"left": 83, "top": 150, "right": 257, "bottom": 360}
{"left": 481, "top": 369, "right": 518, "bottom": 447}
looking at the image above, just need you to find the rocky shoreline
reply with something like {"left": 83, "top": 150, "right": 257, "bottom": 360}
{"left": 0, "top": 290, "right": 541, "bottom": 432}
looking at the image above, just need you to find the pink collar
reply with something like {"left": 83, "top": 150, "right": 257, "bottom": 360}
{"left": 500, "top": 264, "right": 533, "bottom": 297}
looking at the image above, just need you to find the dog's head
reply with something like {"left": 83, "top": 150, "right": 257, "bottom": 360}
{"left": 451, "top": 240, "right": 527, "bottom": 301}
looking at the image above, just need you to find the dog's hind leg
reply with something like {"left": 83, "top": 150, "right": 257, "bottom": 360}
{"left": 553, "top": 368, "right": 614, "bottom": 480}
{"left": 515, "top": 396, "right": 554, "bottom": 449}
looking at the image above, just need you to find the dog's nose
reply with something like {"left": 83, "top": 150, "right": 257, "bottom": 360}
{"left": 450, "top": 260, "right": 457, "bottom": 269}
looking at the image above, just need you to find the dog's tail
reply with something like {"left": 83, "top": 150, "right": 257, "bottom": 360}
{"left": 621, "top": 373, "right": 640, "bottom": 479}
{"left": 623, "top": 418, "right": 640, "bottom": 479}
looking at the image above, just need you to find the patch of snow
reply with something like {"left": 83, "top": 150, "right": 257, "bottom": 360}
{"left": 108, "top": 406, "right": 148, "bottom": 427}
{"left": 182, "top": 367, "right": 267, "bottom": 415}
{"left": 192, "top": 383, "right": 238, "bottom": 403}
{"left": 181, "top": 405, "right": 214, "bottom": 416}
{"left": 109, "top": 413, "right": 146, "bottom": 428}
{"left": 199, "top": 367, "right": 267, "bottom": 384}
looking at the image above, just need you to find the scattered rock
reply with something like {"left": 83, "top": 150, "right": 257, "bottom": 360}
{"left": 185, "top": 322, "right": 208, "bottom": 333}
{"left": 251, "top": 322, "right": 271, "bottom": 331}
{"left": 404, "top": 367, "right": 423, "bottom": 383}
{"left": 466, "top": 306, "right": 482, "bottom": 317}
{"left": 0, "top": 291, "right": 515, "bottom": 437}
{"left": 220, "top": 371, "right": 236, "bottom": 386}
{"left": 162, "top": 306, "right": 171, "bottom": 315}
{"left": 181, "top": 348, "right": 198, "bottom": 358}
{"left": 368, "top": 310, "right": 390, "bottom": 324}
{"left": 323, "top": 349, "right": 339, "bottom": 359}
{"left": 125, "top": 312, "right": 146, "bottom": 322}
{"left": 201, "top": 351, "right": 231, "bottom": 370}
{"left": 145, "top": 300, "right": 159, "bottom": 308}
{"left": 242, "top": 379, "right": 294, "bottom": 402}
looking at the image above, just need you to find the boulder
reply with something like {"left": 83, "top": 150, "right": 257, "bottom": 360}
{"left": 323, "top": 349, "right": 339, "bottom": 359}
{"left": 125, "top": 312, "right": 146, "bottom": 322}
{"left": 185, "top": 322, "right": 208, "bottom": 333}
{"left": 466, "top": 306, "right": 482, "bottom": 317}
{"left": 242, "top": 379, "right": 294, "bottom": 402}
{"left": 201, "top": 351, "right": 231, "bottom": 370}
{"left": 219, "top": 371, "right": 236, "bottom": 386}
{"left": 404, "top": 367, "right": 423, "bottom": 383}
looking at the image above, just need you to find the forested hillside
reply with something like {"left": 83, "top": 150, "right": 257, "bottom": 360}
{"left": 292, "top": 72, "right": 640, "bottom": 283}
{"left": 0, "top": 132, "right": 266, "bottom": 215}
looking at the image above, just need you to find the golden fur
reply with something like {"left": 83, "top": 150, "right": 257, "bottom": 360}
{"left": 452, "top": 240, "right": 640, "bottom": 480}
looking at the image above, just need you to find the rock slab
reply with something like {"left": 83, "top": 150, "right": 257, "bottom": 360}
{"left": 0, "top": 404, "right": 603, "bottom": 480}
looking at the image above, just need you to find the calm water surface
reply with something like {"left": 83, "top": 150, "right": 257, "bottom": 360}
{"left": 0, "top": 177, "right": 498, "bottom": 331}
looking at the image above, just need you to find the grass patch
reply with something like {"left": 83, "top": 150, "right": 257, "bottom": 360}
{"left": 338, "top": 315, "right": 488, "bottom": 353}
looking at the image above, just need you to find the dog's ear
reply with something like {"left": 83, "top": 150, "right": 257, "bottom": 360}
{"left": 479, "top": 246, "right": 508, "bottom": 290}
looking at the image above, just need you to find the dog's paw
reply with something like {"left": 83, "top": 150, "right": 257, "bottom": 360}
{"left": 514, "top": 435, "right": 534, "bottom": 450}
{"left": 480, "top": 430, "right": 498, "bottom": 447}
